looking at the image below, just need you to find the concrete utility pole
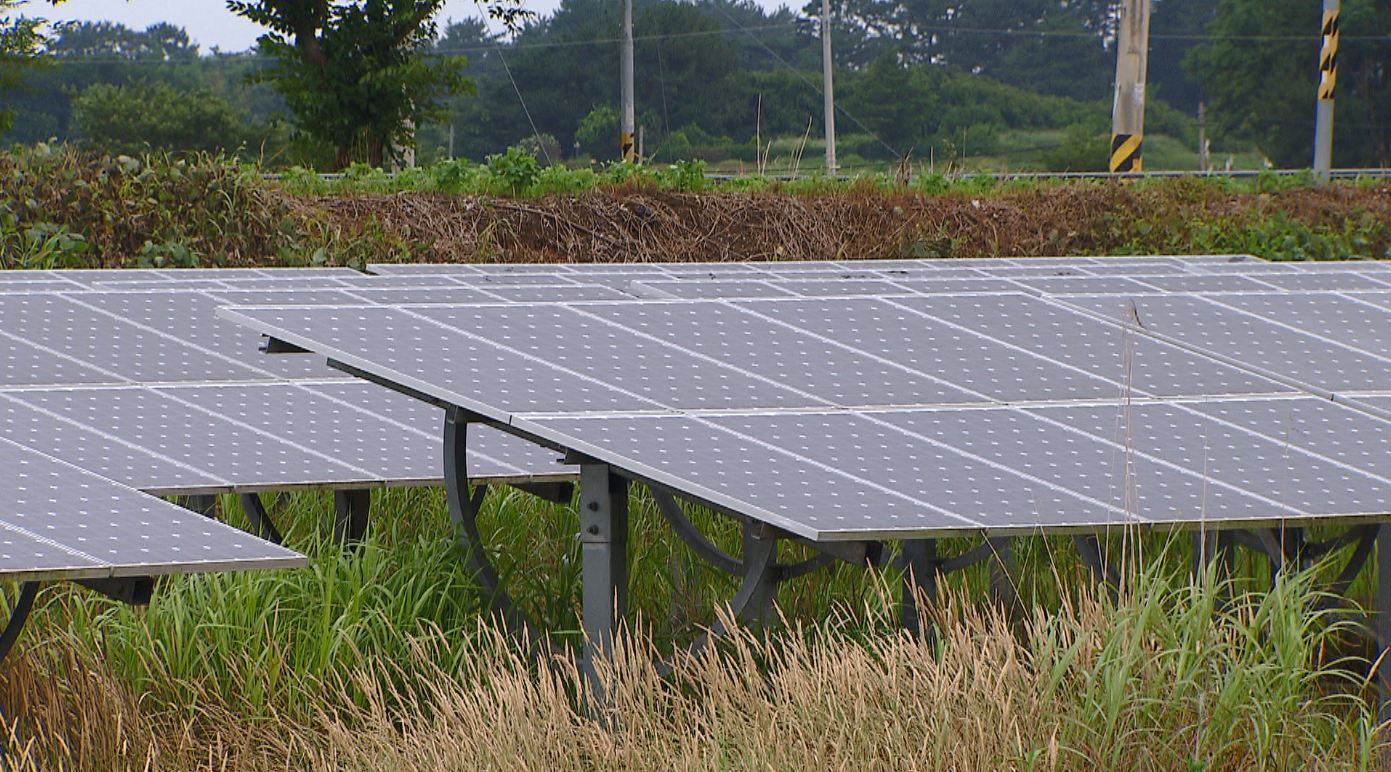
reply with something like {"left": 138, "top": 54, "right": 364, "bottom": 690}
{"left": 821, "top": 0, "right": 837, "bottom": 174}
{"left": 619, "top": 0, "right": 636, "bottom": 162}
{"left": 1313, "top": 0, "right": 1340, "bottom": 184}
{"left": 1197, "top": 102, "right": 1209, "bottom": 172}
{"left": 1110, "top": 0, "right": 1152, "bottom": 173}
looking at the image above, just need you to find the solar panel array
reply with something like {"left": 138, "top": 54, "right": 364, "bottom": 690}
{"left": 0, "top": 434, "right": 303, "bottom": 581}
{"left": 0, "top": 270, "right": 576, "bottom": 496}
{"left": 223, "top": 254, "right": 1391, "bottom": 542}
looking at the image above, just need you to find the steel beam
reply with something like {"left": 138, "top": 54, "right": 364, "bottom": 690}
{"left": 239, "top": 493, "right": 284, "bottom": 545}
{"left": 579, "top": 463, "right": 629, "bottom": 698}
{"left": 333, "top": 488, "right": 371, "bottom": 545}
{"left": 1377, "top": 524, "right": 1391, "bottom": 724}
{"left": 901, "top": 539, "right": 937, "bottom": 637}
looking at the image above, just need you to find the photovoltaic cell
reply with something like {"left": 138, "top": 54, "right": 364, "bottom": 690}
{"left": 0, "top": 294, "right": 266, "bottom": 383}
{"left": 0, "top": 393, "right": 227, "bottom": 492}
{"left": 0, "top": 436, "right": 303, "bottom": 580}
{"left": 410, "top": 304, "right": 828, "bottom": 410}
{"left": 893, "top": 294, "right": 1296, "bottom": 397}
{"left": 5, "top": 388, "right": 370, "bottom": 490}
{"left": 1063, "top": 294, "right": 1391, "bottom": 393}
{"left": 578, "top": 300, "right": 981, "bottom": 406}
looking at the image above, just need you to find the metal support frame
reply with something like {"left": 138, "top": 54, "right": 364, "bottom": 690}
{"left": 988, "top": 536, "right": 1016, "bottom": 608}
{"left": 0, "top": 582, "right": 38, "bottom": 664}
{"left": 652, "top": 490, "right": 743, "bottom": 575}
{"left": 1074, "top": 534, "right": 1122, "bottom": 595}
{"left": 0, "top": 576, "right": 157, "bottom": 666}
{"left": 443, "top": 406, "right": 536, "bottom": 640}
{"left": 239, "top": 493, "right": 284, "bottom": 545}
{"left": 178, "top": 494, "right": 218, "bottom": 518}
{"left": 76, "top": 577, "right": 153, "bottom": 606}
{"left": 333, "top": 489, "right": 371, "bottom": 545}
{"left": 901, "top": 539, "right": 937, "bottom": 637}
{"left": 579, "top": 463, "right": 629, "bottom": 697}
{"left": 1377, "top": 524, "right": 1391, "bottom": 724}
{"left": 510, "top": 481, "right": 575, "bottom": 505}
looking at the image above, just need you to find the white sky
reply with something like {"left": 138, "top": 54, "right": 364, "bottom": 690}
{"left": 40, "top": 0, "right": 796, "bottom": 53}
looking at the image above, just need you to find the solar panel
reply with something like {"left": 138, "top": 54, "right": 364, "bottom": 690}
{"left": 222, "top": 278, "right": 1388, "bottom": 541}
{"left": 409, "top": 304, "right": 829, "bottom": 410}
{"left": 885, "top": 294, "right": 1294, "bottom": 397}
{"left": 1062, "top": 293, "right": 1390, "bottom": 394}
{"left": 5, "top": 387, "right": 372, "bottom": 491}
{"left": 576, "top": 300, "right": 985, "bottom": 406}
{"left": 0, "top": 435, "right": 303, "bottom": 580}
{"left": 0, "top": 393, "right": 229, "bottom": 493}
{"left": 67, "top": 291, "right": 344, "bottom": 380}
{"left": 0, "top": 330, "right": 121, "bottom": 386}
{"left": 0, "top": 294, "right": 267, "bottom": 383}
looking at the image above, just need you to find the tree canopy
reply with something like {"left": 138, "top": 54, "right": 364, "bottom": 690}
{"left": 1187, "top": 0, "right": 1391, "bottom": 167}
{"left": 226, "top": 0, "right": 475, "bottom": 168}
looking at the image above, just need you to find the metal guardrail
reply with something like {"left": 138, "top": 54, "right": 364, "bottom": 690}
{"left": 262, "top": 168, "right": 1391, "bottom": 183}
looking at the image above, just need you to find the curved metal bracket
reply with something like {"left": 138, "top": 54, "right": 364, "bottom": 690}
{"left": 1328, "top": 526, "right": 1378, "bottom": 597}
{"left": 776, "top": 552, "right": 836, "bottom": 581}
{"left": 1073, "top": 535, "right": 1122, "bottom": 595}
{"left": 0, "top": 582, "right": 38, "bottom": 664}
{"left": 239, "top": 493, "right": 284, "bottom": 545}
{"left": 444, "top": 409, "right": 539, "bottom": 641}
{"left": 651, "top": 490, "right": 743, "bottom": 576}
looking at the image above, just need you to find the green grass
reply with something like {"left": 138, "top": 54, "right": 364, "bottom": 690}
{"left": 2, "top": 485, "right": 1384, "bottom": 767}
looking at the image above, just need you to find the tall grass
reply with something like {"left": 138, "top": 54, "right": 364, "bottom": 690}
{"left": 0, "top": 486, "right": 1381, "bottom": 769}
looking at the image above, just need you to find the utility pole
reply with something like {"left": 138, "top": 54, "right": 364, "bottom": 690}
{"left": 1197, "top": 102, "right": 1209, "bottom": 172}
{"left": 1110, "top": 0, "right": 1151, "bottom": 173}
{"left": 1313, "top": 0, "right": 1339, "bottom": 184}
{"left": 619, "top": 0, "right": 636, "bottom": 162}
{"left": 821, "top": 0, "right": 837, "bottom": 174}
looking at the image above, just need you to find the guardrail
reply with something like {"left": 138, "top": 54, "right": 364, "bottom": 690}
{"left": 262, "top": 168, "right": 1391, "bottom": 182}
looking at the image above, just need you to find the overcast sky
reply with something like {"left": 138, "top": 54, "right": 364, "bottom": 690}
{"left": 42, "top": 0, "right": 797, "bottom": 53}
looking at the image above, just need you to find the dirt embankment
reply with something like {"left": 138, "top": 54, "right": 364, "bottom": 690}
{"left": 6, "top": 148, "right": 1390, "bottom": 266}
{"left": 295, "top": 181, "right": 1391, "bottom": 265}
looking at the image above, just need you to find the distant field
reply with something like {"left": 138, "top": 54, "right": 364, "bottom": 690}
{"left": 701, "top": 130, "right": 1271, "bottom": 175}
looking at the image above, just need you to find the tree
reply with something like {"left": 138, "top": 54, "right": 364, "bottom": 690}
{"left": 73, "top": 80, "right": 254, "bottom": 155}
{"left": 1187, "top": 0, "right": 1391, "bottom": 167}
{"left": 817, "top": 0, "right": 1113, "bottom": 98}
{"left": 0, "top": 0, "right": 52, "bottom": 134}
{"left": 227, "top": 0, "right": 508, "bottom": 169}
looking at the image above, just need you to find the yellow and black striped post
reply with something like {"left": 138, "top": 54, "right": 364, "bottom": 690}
{"left": 1109, "top": 0, "right": 1151, "bottom": 174}
{"left": 1313, "top": 0, "right": 1339, "bottom": 183}
{"left": 1110, "top": 133, "right": 1143, "bottom": 173}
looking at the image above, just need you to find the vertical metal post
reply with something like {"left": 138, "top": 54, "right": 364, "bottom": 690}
{"left": 1376, "top": 523, "right": 1391, "bottom": 724}
{"left": 1197, "top": 102, "right": 1209, "bottom": 173}
{"left": 579, "top": 464, "right": 629, "bottom": 698}
{"left": 1110, "top": 0, "right": 1152, "bottom": 173}
{"left": 333, "top": 488, "right": 371, "bottom": 545}
{"left": 988, "top": 536, "right": 1016, "bottom": 608}
{"left": 1313, "top": 0, "right": 1340, "bottom": 184}
{"left": 180, "top": 494, "right": 218, "bottom": 518}
{"left": 619, "top": 0, "right": 636, "bottom": 162}
{"left": 901, "top": 539, "right": 936, "bottom": 637}
{"left": 821, "top": 0, "right": 837, "bottom": 174}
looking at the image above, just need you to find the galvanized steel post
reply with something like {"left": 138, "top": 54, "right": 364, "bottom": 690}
{"left": 1313, "top": 0, "right": 1340, "bottom": 184}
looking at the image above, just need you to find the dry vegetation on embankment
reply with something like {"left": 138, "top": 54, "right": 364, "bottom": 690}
{"left": 3, "top": 148, "right": 1391, "bottom": 267}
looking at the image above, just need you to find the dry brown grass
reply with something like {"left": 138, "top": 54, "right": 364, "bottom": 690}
{"left": 0, "top": 574, "right": 1372, "bottom": 771}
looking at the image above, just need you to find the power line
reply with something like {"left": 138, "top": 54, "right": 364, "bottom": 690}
{"left": 706, "top": 1, "right": 902, "bottom": 159}
{"left": 36, "top": 22, "right": 807, "bottom": 65}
